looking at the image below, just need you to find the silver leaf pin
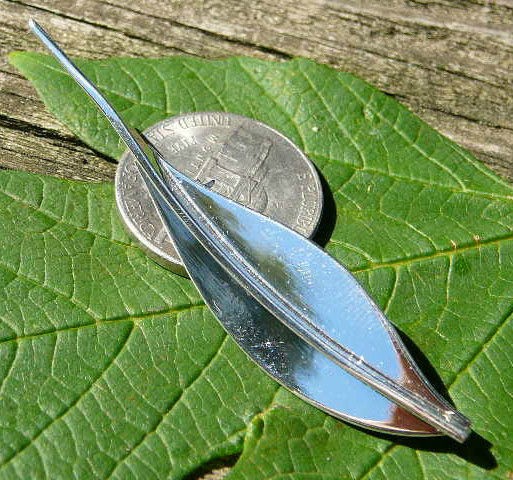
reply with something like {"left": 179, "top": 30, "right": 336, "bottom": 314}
{"left": 29, "top": 19, "right": 471, "bottom": 442}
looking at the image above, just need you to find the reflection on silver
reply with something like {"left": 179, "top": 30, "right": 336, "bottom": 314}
{"left": 30, "top": 20, "right": 472, "bottom": 443}
{"left": 115, "top": 113, "right": 323, "bottom": 276}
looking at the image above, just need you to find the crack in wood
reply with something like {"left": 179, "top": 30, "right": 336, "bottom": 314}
{"left": 0, "top": 114, "right": 117, "bottom": 164}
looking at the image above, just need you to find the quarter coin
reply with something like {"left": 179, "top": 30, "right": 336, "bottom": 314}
{"left": 115, "top": 112, "right": 323, "bottom": 276}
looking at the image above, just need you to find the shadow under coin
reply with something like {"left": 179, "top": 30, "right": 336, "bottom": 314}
{"left": 312, "top": 166, "right": 337, "bottom": 247}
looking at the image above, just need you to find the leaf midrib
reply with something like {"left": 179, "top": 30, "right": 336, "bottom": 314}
{"left": 312, "top": 151, "right": 513, "bottom": 203}
{"left": 0, "top": 302, "right": 206, "bottom": 347}
{"left": 0, "top": 187, "right": 136, "bottom": 251}
{"left": 352, "top": 230, "right": 513, "bottom": 274}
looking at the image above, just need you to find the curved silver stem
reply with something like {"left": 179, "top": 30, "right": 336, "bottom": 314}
{"left": 29, "top": 19, "right": 471, "bottom": 443}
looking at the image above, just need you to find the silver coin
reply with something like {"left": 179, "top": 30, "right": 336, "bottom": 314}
{"left": 115, "top": 112, "right": 323, "bottom": 276}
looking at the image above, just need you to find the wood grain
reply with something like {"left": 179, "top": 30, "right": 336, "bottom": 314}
{"left": 0, "top": 1, "right": 512, "bottom": 476}
{"left": 1, "top": 0, "right": 512, "bottom": 181}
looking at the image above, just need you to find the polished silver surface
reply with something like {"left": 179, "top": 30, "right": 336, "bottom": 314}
{"left": 115, "top": 114, "right": 323, "bottom": 276}
{"left": 30, "top": 19, "right": 472, "bottom": 443}
{"left": 155, "top": 156, "right": 471, "bottom": 442}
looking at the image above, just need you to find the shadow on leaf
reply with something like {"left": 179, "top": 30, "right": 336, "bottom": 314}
{"left": 358, "top": 428, "right": 497, "bottom": 471}
{"left": 312, "top": 166, "right": 337, "bottom": 247}
{"left": 183, "top": 453, "right": 239, "bottom": 480}
{"left": 356, "top": 327, "right": 498, "bottom": 471}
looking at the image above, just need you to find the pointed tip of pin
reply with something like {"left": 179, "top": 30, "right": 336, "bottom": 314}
{"left": 28, "top": 18, "right": 44, "bottom": 37}
{"left": 28, "top": 18, "right": 47, "bottom": 37}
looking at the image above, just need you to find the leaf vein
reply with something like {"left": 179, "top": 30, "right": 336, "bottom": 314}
{"left": 235, "top": 59, "right": 306, "bottom": 150}
{"left": 105, "top": 333, "right": 230, "bottom": 479}
{"left": 337, "top": 77, "right": 467, "bottom": 190}
{"left": 0, "top": 303, "right": 205, "bottom": 346}
{"left": 0, "top": 323, "right": 135, "bottom": 472}
{"left": 352, "top": 232, "right": 513, "bottom": 274}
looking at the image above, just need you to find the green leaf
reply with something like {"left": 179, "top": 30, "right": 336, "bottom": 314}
{"left": 6, "top": 51, "right": 513, "bottom": 479}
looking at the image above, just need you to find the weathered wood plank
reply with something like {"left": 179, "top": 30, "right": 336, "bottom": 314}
{"left": 0, "top": 122, "right": 117, "bottom": 181}
{"left": 1, "top": 0, "right": 512, "bottom": 182}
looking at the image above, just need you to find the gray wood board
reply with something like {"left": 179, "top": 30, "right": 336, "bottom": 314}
{"left": 1, "top": 0, "right": 512, "bottom": 182}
